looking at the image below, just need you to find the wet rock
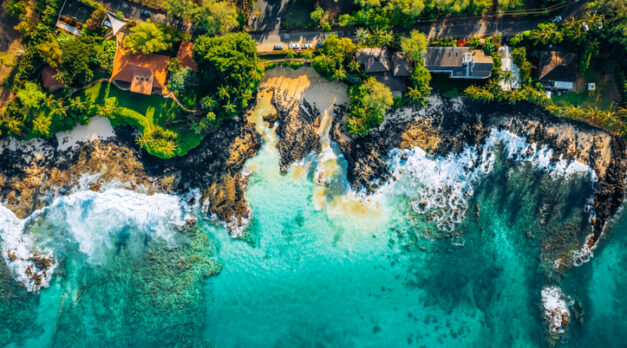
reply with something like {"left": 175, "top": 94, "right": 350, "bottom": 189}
{"left": 271, "top": 88, "right": 321, "bottom": 173}
{"left": 332, "top": 94, "right": 626, "bottom": 259}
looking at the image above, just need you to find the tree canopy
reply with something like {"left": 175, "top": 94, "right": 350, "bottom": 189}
{"left": 165, "top": 0, "right": 238, "bottom": 35}
{"left": 346, "top": 77, "right": 393, "bottom": 136}
{"left": 406, "top": 62, "right": 431, "bottom": 106}
{"left": 312, "top": 35, "right": 357, "bottom": 81}
{"left": 193, "top": 32, "right": 261, "bottom": 129}
{"left": 401, "top": 30, "right": 428, "bottom": 62}
{"left": 123, "top": 20, "right": 172, "bottom": 55}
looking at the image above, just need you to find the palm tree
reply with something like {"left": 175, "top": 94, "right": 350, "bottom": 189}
{"left": 161, "top": 140, "right": 177, "bottom": 157}
{"left": 406, "top": 86, "right": 422, "bottom": 104}
{"left": 50, "top": 100, "right": 67, "bottom": 119}
{"left": 223, "top": 101, "right": 236, "bottom": 115}
{"left": 202, "top": 96, "right": 217, "bottom": 111}
{"left": 218, "top": 86, "right": 230, "bottom": 101}
{"left": 502, "top": 70, "right": 514, "bottom": 85}
{"left": 355, "top": 28, "right": 369, "bottom": 45}
{"left": 136, "top": 133, "right": 152, "bottom": 149}
{"left": 69, "top": 97, "right": 85, "bottom": 111}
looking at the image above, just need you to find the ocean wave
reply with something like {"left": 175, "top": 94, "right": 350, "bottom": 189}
{"left": 1, "top": 189, "right": 193, "bottom": 292}
{"left": 541, "top": 286, "right": 570, "bottom": 335}
{"left": 379, "top": 128, "right": 597, "bottom": 233}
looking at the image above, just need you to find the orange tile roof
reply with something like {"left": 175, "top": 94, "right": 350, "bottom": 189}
{"left": 41, "top": 65, "right": 65, "bottom": 92}
{"left": 176, "top": 41, "right": 198, "bottom": 71}
{"left": 110, "top": 44, "right": 169, "bottom": 95}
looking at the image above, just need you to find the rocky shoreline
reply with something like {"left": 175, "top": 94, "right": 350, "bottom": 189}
{"left": 330, "top": 95, "right": 626, "bottom": 268}
{"left": 0, "top": 116, "right": 261, "bottom": 229}
{"left": 0, "top": 87, "right": 624, "bottom": 254}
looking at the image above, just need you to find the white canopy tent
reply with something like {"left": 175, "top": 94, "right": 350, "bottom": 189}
{"left": 105, "top": 12, "right": 128, "bottom": 36}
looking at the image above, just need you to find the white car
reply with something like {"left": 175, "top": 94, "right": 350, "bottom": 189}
{"left": 302, "top": 43, "right": 313, "bottom": 49}
{"left": 288, "top": 43, "right": 300, "bottom": 49}
{"left": 551, "top": 16, "right": 562, "bottom": 23}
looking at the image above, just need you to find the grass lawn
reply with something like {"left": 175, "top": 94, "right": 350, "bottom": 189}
{"left": 78, "top": 82, "right": 202, "bottom": 158}
{"left": 552, "top": 67, "right": 620, "bottom": 110}
{"left": 430, "top": 74, "right": 487, "bottom": 98}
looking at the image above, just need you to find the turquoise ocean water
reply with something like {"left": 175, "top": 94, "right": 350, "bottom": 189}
{"left": 0, "top": 117, "right": 625, "bottom": 347}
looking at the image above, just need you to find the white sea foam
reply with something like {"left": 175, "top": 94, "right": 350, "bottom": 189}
{"left": 0, "top": 206, "right": 56, "bottom": 292}
{"left": 1, "top": 189, "right": 191, "bottom": 292}
{"left": 379, "top": 128, "right": 597, "bottom": 232}
{"left": 541, "top": 286, "right": 570, "bottom": 335}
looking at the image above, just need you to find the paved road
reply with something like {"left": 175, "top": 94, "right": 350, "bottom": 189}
{"left": 252, "top": 0, "right": 587, "bottom": 52}
{"left": 248, "top": 0, "right": 290, "bottom": 33}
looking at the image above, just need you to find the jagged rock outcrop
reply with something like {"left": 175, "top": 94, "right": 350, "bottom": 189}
{"left": 332, "top": 95, "right": 626, "bottom": 261}
{"left": 0, "top": 117, "right": 262, "bottom": 229}
{"left": 270, "top": 87, "right": 321, "bottom": 173}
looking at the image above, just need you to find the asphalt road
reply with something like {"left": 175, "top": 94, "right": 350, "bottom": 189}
{"left": 252, "top": 1, "right": 587, "bottom": 52}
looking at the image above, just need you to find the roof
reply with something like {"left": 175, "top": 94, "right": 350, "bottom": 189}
{"left": 424, "top": 47, "right": 471, "bottom": 68}
{"left": 393, "top": 52, "right": 412, "bottom": 77}
{"left": 106, "top": 12, "right": 128, "bottom": 36}
{"left": 373, "top": 72, "right": 406, "bottom": 94}
{"left": 424, "top": 47, "right": 493, "bottom": 79}
{"left": 177, "top": 41, "right": 198, "bottom": 71}
{"left": 41, "top": 66, "right": 65, "bottom": 92}
{"left": 55, "top": 20, "right": 82, "bottom": 36}
{"left": 539, "top": 51, "right": 577, "bottom": 83}
{"left": 356, "top": 48, "right": 391, "bottom": 73}
{"left": 110, "top": 45, "right": 169, "bottom": 95}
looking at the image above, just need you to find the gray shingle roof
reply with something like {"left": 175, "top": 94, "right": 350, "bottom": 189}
{"left": 357, "top": 48, "right": 391, "bottom": 73}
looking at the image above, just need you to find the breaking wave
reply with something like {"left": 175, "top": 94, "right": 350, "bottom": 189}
{"left": 0, "top": 189, "right": 194, "bottom": 292}
{"left": 379, "top": 128, "right": 597, "bottom": 232}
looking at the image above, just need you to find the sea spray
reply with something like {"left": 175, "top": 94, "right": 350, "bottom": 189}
{"left": 541, "top": 286, "right": 571, "bottom": 335}
{"left": 378, "top": 128, "right": 598, "bottom": 234}
{"left": 0, "top": 188, "right": 193, "bottom": 291}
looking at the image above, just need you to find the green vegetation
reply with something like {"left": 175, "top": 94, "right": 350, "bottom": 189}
{"left": 400, "top": 30, "right": 427, "bottom": 62}
{"left": 123, "top": 20, "right": 174, "bottom": 55}
{"left": 312, "top": 35, "right": 359, "bottom": 82}
{"left": 400, "top": 30, "right": 431, "bottom": 106}
{"left": 586, "top": 0, "right": 627, "bottom": 51}
{"left": 406, "top": 63, "right": 431, "bottom": 106}
{"left": 0, "top": 0, "right": 262, "bottom": 158}
{"left": 192, "top": 32, "right": 262, "bottom": 132}
{"left": 165, "top": 0, "right": 238, "bottom": 35}
{"left": 77, "top": 82, "right": 202, "bottom": 158}
{"left": 346, "top": 77, "right": 393, "bottom": 136}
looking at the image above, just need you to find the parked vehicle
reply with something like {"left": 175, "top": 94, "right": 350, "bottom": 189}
{"left": 551, "top": 16, "right": 562, "bottom": 23}
{"left": 273, "top": 44, "right": 284, "bottom": 50}
{"left": 140, "top": 9, "right": 151, "bottom": 17}
{"left": 289, "top": 43, "right": 300, "bottom": 49}
{"left": 302, "top": 43, "right": 313, "bottom": 49}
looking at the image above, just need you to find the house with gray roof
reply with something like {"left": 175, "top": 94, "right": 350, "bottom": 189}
{"left": 356, "top": 49, "right": 417, "bottom": 97}
{"left": 424, "top": 47, "right": 493, "bottom": 79}
{"left": 356, "top": 48, "right": 391, "bottom": 73}
{"left": 538, "top": 51, "right": 577, "bottom": 91}
{"left": 393, "top": 52, "right": 412, "bottom": 77}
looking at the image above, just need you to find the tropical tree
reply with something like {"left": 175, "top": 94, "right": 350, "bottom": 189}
{"left": 310, "top": 6, "right": 324, "bottom": 25}
{"left": 355, "top": 28, "right": 369, "bottom": 44}
{"left": 407, "top": 62, "right": 431, "bottom": 106}
{"left": 193, "top": 32, "right": 261, "bottom": 124}
{"left": 400, "top": 30, "right": 428, "bottom": 62}
{"left": 123, "top": 20, "right": 172, "bottom": 55}
{"left": 346, "top": 77, "right": 393, "bottom": 136}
